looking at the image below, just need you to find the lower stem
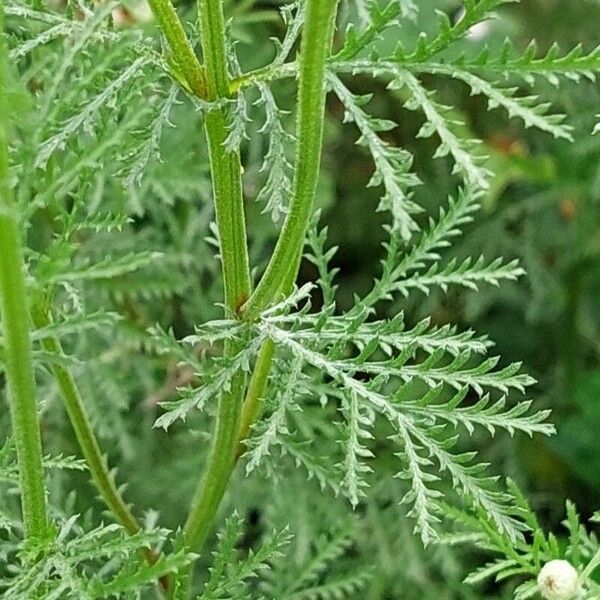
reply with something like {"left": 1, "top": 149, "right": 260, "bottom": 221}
{"left": 31, "top": 306, "right": 142, "bottom": 537}
{"left": 176, "top": 342, "right": 246, "bottom": 599}
{"left": 182, "top": 343, "right": 245, "bottom": 551}
{"left": 0, "top": 216, "right": 50, "bottom": 542}
{"left": 0, "top": 7, "right": 50, "bottom": 541}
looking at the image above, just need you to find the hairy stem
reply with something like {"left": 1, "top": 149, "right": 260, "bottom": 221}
{"left": 236, "top": 245, "right": 303, "bottom": 457}
{"left": 229, "top": 62, "right": 297, "bottom": 94}
{"left": 235, "top": 339, "right": 275, "bottom": 458}
{"left": 183, "top": 366, "right": 245, "bottom": 549}
{"left": 146, "top": 0, "right": 207, "bottom": 97}
{"left": 31, "top": 306, "right": 142, "bottom": 537}
{"left": 181, "top": 0, "right": 251, "bottom": 561}
{"left": 181, "top": 0, "right": 338, "bottom": 587}
{"left": 0, "top": 9, "right": 50, "bottom": 541}
{"left": 241, "top": 0, "right": 339, "bottom": 321}
{"left": 233, "top": 0, "right": 339, "bottom": 456}
{"left": 32, "top": 308, "right": 170, "bottom": 588}
{"left": 197, "top": 0, "right": 251, "bottom": 311}
{"left": 0, "top": 217, "right": 50, "bottom": 542}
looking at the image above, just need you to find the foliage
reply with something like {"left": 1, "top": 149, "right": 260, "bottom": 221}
{"left": 1, "top": 0, "right": 600, "bottom": 599}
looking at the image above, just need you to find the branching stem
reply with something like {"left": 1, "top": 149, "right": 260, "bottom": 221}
{"left": 241, "top": 0, "right": 339, "bottom": 321}
{"left": 181, "top": 0, "right": 252, "bottom": 564}
{"left": 236, "top": 245, "right": 303, "bottom": 457}
{"left": 229, "top": 62, "right": 296, "bottom": 94}
{"left": 146, "top": 0, "right": 207, "bottom": 97}
{"left": 176, "top": 0, "right": 338, "bottom": 592}
{"left": 235, "top": 339, "right": 275, "bottom": 458}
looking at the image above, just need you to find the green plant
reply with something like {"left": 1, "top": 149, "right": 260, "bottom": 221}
{"left": 0, "top": 5, "right": 49, "bottom": 545}
{"left": 2, "top": 0, "right": 600, "bottom": 598}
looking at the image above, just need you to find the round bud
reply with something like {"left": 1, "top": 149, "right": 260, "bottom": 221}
{"left": 537, "top": 559, "right": 579, "bottom": 600}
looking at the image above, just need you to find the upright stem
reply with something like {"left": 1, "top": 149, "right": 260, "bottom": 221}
{"left": 146, "top": 0, "right": 207, "bottom": 98}
{"left": 0, "top": 9, "right": 50, "bottom": 541}
{"left": 233, "top": 0, "right": 339, "bottom": 467}
{"left": 181, "top": 0, "right": 338, "bottom": 586}
{"left": 241, "top": 0, "right": 339, "bottom": 321}
{"left": 181, "top": 0, "right": 251, "bottom": 558}
{"left": 198, "top": 0, "right": 251, "bottom": 311}
{"left": 236, "top": 245, "right": 304, "bottom": 457}
{"left": 181, "top": 367, "right": 244, "bottom": 551}
{"left": 235, "top": 339, "right": 274, "bottom": 457}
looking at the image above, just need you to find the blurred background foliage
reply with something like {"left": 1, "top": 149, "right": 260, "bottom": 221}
{"left": 3, "top": 0, "right": 600, "bottom": 598}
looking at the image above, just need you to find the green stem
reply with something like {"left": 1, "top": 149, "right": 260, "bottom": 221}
{"left": 31, "top": 306, "right": 142, "bottom": 537}
{"left": 229, "top": 62, "right": 296, "bottom": 94}
{"left": 203, "top": 110, "right": 251, "bottom": 312}
{"left": 146, "top": 0, "right": 207, "bottom": 98}
{"left": 182, "top": 365, "right": 245, "bottom": 551}
{"left": 33, "top": 316, "right": 171, "bottom": 592}
{"left": 198, "top": 0, "right": 251, "bottom": 311}
{"left": 580, "top": 546, "right": 600, "bottom": 584}
{"left": 241, "top": 0, "right": 339, "bottom": 321}
{"left": 235, "top": 244, "right": 304, "bottom": 458}
{"left": 235, "top": 339, "right": 275, "bottom": 458}
{"left": 233, "top": 0, "right": 340, "bottom": 451}
{"left": 181, "top": 0, "right": 338, "bottom": 589}
{"left": 181, "top": 0, "right": 252, "bottom": 560}
{"left": 197, "top": 0, "right": 230, "bottom": 101}
{"left": 0, "top": 9, "right": 50, "bottom": 541}
{"left": 33, "top": 309, "right": 170, "bottom": 589}
{"left": 0, "top": 222, "right": 50, "bottom": 542}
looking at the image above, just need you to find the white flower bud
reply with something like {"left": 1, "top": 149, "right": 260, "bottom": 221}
{"left": 537, "top": 560, "right": 579, "bottom": 600}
